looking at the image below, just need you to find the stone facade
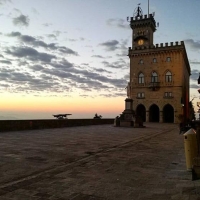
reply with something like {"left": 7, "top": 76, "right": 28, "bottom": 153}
{"left": 127, "top": 13, "right": 190, "bottom": 123}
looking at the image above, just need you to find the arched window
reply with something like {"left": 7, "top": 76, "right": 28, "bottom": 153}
{"left": 153, "top": 58, "right": 157, "bottom": 63}
{"left": 166, "top": 57, "right": 171, "bottom": 62}
{"left": 165, "top": 71, "right": 172, "bottom": 82}
{"left": 151, "top": 71, "right": 158, "bottom": 82}
{"left": 138, "top": 73, "right": 144, "bottom": 84}
{"left": 139, "top": 59, "right": 144, "bottom": 64}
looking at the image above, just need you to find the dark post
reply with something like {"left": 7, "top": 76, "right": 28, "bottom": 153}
{"left": 197, "top": 122, "right": 200, "bottom": 156}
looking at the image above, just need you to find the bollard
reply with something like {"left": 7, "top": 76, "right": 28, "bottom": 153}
{"left": 184, "top": 128, "right": 198, "bottom": 171}
{"left": 192, "top": 121, "right": 200, "bottom": 180}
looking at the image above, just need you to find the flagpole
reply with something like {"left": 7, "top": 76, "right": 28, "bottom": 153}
{"left": 148, "top": 0, "right": 149, "bottom": 16}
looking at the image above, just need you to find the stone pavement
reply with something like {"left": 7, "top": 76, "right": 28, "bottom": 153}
{"left": 0, "top": 123, "right": 200, "bottom": 199}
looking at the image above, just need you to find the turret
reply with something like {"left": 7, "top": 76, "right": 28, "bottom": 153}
{"left": 128, "top": 5, "right": 156, "bottom": 49}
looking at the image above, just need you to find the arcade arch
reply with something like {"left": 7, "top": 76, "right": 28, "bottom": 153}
{"left": 163, "top": 104, "right": 174, "bottom": 123}
{"left": 149, "top": 104, "right": 159, "bottom": 122}
{"left": 136, "top": 104, "right": 146, "bottom": 122}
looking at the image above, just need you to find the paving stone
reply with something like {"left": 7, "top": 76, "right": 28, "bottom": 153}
{"left": 0, "top": 123, "right": 199, "bottom": 199}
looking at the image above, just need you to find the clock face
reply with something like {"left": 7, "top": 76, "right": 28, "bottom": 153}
{"left": 138, "top": 39, "right": 144, "bottom": 45}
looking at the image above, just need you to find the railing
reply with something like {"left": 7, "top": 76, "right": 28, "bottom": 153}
{"left": 148, "top": 82, "right": 160, "bottom": 91}
{"left": 129, "top": 81, "right": 176, "bottom": 88}
{"left": 164, "top": 81, "right": 174, "bottom": 86}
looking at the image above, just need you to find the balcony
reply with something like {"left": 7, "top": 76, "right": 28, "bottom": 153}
{"left": 148, "top": 82, "right": 160, "bottom": 91}
{"left": 164, "top": 81, "right": 174, "bottom": 86}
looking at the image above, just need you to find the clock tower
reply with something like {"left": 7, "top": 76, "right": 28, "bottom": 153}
{"left": 125, "top": 4, "right": 191, "bottom": 124}
{"left": 130, "top": 5, "right": 156, "bottom": 48}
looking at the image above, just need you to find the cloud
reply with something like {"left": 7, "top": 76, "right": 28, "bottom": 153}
{"left": 41, "top": 67, "right": 110, "bottom": 90}
{"left": 0, "top": 55, "right": 127, "bottom": 96}
{"left": 124, "top": 74, "right": 129, "bottom": 80}
{"left": 17, "top": 60, "right": 29, "bottom": 66}
{"left": 116, "top": 52, "right": 128, "bottom": 57}
{"left": 94, "top": 68, "right": 112, "bottom": 74}
{"left": 0, "top": 0, "right": 11, "bottom": 5}
{"left": 0, "top": 68, "right": 14, "bottom": 80}
{"left": 7, "top": 31, "right": 78, "bottom": 56}
{"left": 117, "top": 39, "right": 129, "bottom": 57}
{"left": 8, "top": 31, "right": 21, "bottom": 37}
{"left": 31, "top": 8, "right": 39, "bottom": 15}
{"left": 50, "top": 59, "right": 74, "bottom": 70}
{"left": 68, "top": 38, "right": 77, "bottom": 42}
{"left": 43, "top": 23, "right": 52, "bottom": 27}
{"left": 92, "top": 55, "right": 104, "bottom": 58}
{"left": 184, "top": 39, "right": 200, "bottom": 50}
{"left": 0, "top": 60, "right": 12, "bottom": 64}
{"left": 100, "top": 92, "right": 126, "bottom": 98}
{"left": 99, "top": 39, "right": 128, "bottom": 55}
{"left": 57, "top": 46, "right": 78, "bottom": 55}
{"left": 0, "top": 68, "right": 33, "bottom": 83}
{"left": 79, "top": 94, "right": 90, "bottom": 98}
{"left": 30, "top": 64, "right": 44, "bottom": 71}
{"left": 190, "top": 60, "right": 200, "bottom": 65}
{"left": 107, "top": 18, "right": 129, "bottom": 29}
{"left": 1, "top": 29, "right": 127, "bottom": 96}
{"left": 44, "top": 60, "right": 126, "bottom": 89}
{"left": 190, "top": 84, "right": 199, "bottom": 89}
{"left": 13, "top": 14, "right": 30, "bottom": 27}
{"left": 99, "top": 40, "right": 119, "bottom": 51}
{"left": 190, "top": 69, "right": 200, "bottom": 82}
{"left": 46, "top": 34, "right": 57, "bottom": 40}
{"left": 6, "top": 46, "right": 56, "bottom": 62}
{"left": 13, "top": 8, "right": 21, "bottom": 13}
{"left": 53, "top": 31, "right": 61, "bottom": 36}
{"left": 0, "top": 67, "right": 62, "bottom": 92}
{"left": 102, "top": 59, "right": 128, "bottom": 69}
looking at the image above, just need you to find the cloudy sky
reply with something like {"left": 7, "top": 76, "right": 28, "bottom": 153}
{"left": 0, "top": 0, "right": 200, "bottom": 119}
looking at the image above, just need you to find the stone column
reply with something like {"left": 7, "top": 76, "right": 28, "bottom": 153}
{"left": 160, "top": 111, "right": 163, "bottom": 123}
{"left": 146, "top": 111, "right": 149, "bottom": 122}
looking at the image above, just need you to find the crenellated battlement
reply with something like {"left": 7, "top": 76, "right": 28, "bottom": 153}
{"left": 155, "top": 41, "right": 184, "bottom": 48}
{"left": 129, "top": 41, "right": 184, "bottom": 52}
{"left": 130, "top": 13, "right": 154, "bottom": 22}
{"left": 130, "top": 13, "right": 156, "bottom": 32}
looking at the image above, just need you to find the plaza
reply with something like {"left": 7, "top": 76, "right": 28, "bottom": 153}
{"left": 0, "top": 123, "right": 199, "bottom": 199}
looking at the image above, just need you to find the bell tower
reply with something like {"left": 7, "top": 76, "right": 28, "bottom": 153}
{"left": 129, "top": 5, "right": 156, "bottom": 48}
{"left": 126, "top": 4, "right": 190, "bottom": 124}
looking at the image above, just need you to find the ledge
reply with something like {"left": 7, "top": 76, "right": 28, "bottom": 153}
{"left": 0, "top": 119, "right": 114, "bottom": 132}
{"left": 163, "top": 96, "right": 174, "bottom": 99}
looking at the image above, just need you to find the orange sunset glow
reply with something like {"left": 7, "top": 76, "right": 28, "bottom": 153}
{"left": 0, "top": 93, "right": 124, "bottom": 119}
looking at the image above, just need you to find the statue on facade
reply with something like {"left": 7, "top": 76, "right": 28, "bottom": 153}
{"left": 126, "top": 82, "right": 131, "bottom": 98}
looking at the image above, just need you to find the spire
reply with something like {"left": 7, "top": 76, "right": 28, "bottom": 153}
{"left": 133, "top": 4, "right": 143, "bottom": 18}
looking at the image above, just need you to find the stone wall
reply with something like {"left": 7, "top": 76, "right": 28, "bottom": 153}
{"left": 0, "top": 119, "right": 114, "bottom": 132}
